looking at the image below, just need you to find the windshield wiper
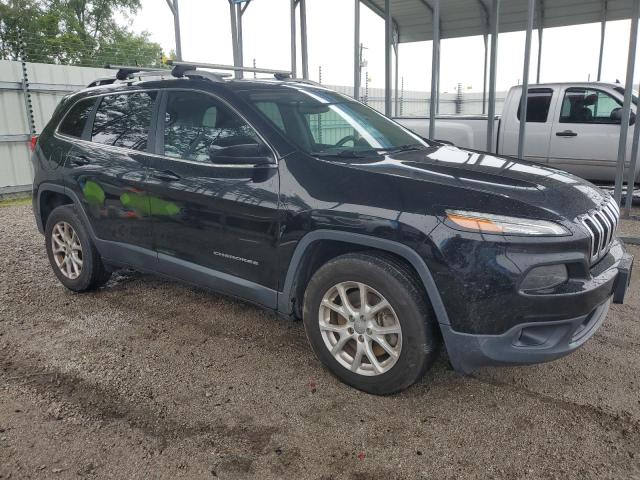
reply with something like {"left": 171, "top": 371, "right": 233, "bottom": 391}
{"left": 311, "top": 144, "right": 426, "bottom": 159}
{"left": 372, "top": 144, "right": 427, "bottom": 153}
{"left": 312, "top": 150, "right": 374, "bottom": 158}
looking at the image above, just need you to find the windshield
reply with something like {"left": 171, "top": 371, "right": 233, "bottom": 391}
{"left": 239, "top": 87, "right": 429, "bottom": 158}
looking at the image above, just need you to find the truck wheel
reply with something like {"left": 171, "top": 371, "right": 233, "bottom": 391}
{"left": 45, "top": 205, "right": 111, "bottom": 292}
{"left": 303, "top": 252, "right": 440, "bottom": 395}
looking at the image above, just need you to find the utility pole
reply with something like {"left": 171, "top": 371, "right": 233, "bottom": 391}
{"left": 165, "top": 0, "right": 182, "bottom": 60}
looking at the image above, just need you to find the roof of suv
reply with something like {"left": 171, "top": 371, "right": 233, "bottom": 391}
{"left": 83, "top": 75, "right": 334, "bottom": 95}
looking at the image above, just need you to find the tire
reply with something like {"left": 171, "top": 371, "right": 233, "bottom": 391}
{"left": 302, "top": 252, "right": 440, "bottom": 395}
{"left": 45, "top": 205, "right": 111, "bottom": 292}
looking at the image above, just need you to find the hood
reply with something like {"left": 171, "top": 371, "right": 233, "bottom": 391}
{"left": 343, "top": 145, "right": 610, "bottom": 220}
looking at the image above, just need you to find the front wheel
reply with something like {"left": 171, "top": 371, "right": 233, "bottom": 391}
{"left": 303, "top": 252, "right": 440, "bottom": 395}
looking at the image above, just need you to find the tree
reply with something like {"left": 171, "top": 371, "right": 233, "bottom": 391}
{"left": 0, "top": 0, "right": 165, "bottom": 67}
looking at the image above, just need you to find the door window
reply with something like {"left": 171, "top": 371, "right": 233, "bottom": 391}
{"left": 516, "top": 88, "right": 553, "bottom": 123}
{"left": 58, "top": 98, "right": 96, "bottom": 138}
{"left": 162, "top": 91, "right": 264, "bottom": 163}
{"left": 91, "top": 92, "right": 157, "bottom": 150}
{"left": 559, "top": 88, "right": 622, "bottom": 124}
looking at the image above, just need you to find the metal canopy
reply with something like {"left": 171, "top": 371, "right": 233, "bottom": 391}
{"left": 362, "top": 0, "right": 636, "bottom": 43}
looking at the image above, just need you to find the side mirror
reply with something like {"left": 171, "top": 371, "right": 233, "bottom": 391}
{"left": 610, "top": 107, "right": 636, "bottom": 125}
{"left": 209, "top": 143, "right": 273, "bottom": 166}
{"left": 610, "top": 107, "right": 622, "bottom": 123}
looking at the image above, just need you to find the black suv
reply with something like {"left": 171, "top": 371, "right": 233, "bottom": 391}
{"left": 32, "top": 64, "right": 634, "bottom": 394}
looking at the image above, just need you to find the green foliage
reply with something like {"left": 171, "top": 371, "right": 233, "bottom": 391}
{"left": 0, "top": 0, "right": 165, "bottom": 67}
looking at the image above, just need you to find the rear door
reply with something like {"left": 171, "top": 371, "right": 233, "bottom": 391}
{"left": 144, "top": 89, "right": 281, "bottom": 297}
{"left": 499, "top": 87, "right": 555, "bottom": 163}
{"left": 547, "top": 86, "right": 631, "bottom": 181}
{"left": 62, "top": 90, "right": 158, "bottom": 251}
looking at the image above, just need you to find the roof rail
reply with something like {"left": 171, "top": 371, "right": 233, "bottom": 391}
{"left": 87, "top": 77, "right": 118, "bottom": 88}
{"left": 104, "top": 65, "right": 168, "bottom": 81}
{"left": 166, "top": 60, "right": 292, "bottom": 79}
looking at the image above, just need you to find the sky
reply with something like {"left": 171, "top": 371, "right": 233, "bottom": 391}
{"left": 126, "top": 0, "right": 640, "bottom": 93}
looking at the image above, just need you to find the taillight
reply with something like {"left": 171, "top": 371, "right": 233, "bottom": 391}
{"left": 30, "top": 135, "right": 38, "bottom": 152}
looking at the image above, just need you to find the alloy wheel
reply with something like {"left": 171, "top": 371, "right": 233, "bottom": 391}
{"left": 51, "top": 221, "right": 83, "bottom": 280}
{"left": 318, "top": 281, "right": 402, "bottom": 376}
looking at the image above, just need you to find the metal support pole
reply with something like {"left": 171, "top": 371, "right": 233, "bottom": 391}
{"left": 486, "top": 0, "right": 500, "bottom": 152}
{"left": 384, "top": 0, "right": 392, "bottom": 117}
{"left": 300, "top": 0, "right": 309, "bottom": 79}
{"left": 354, "top": 0, "right": 361, "bottom": 100}
{"left": 536, "top": 28, "right": 543, "bottom": 83}
{"left": 165, "top": 0, "right": 182, "bottom": 60}
{"left": 290, "top": 0, "right": 297, "bottom": 78}
{"left": 436, "top": 41, "right": 441, "bottom": 114}
{"left": 597, "top": 0, "right": 607, "bottom": 81}
{"left": 482, "top": 34, "right": 488, "bottom": 114}
{"left": 236, "top": 3, "right": 244, "bottom": 79}
{"left": 394, "top": 42, "right": 399, "bottom": 116}
{"left": 429, "top": 0, "right": 440, "bottom": 139}
{"left": 517, "top": 0, "right": 535, "bottom": 160}
{"left": 625, "top": 105, "right": 640, "bottom": 216}
{"left": 229, "top": 1, "right": 240, "bottom": 78}
{"left": 536, "top": 0, "right": 544, "bottom": 83}
{"left": 614, "top": 0, "right": 639, "bottom": 205}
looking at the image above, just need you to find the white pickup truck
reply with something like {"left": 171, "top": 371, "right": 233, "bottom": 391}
{"left": 395, "top": 82, "right": 640, "bottom": 184}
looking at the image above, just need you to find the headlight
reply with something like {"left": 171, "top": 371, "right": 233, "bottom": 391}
{"left": 445, "top": 210, "right": 569, "bottom": 236}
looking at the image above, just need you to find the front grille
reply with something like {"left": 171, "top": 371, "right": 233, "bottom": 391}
{"left": 580, "top": 196, "right": 619, "bottom": 265}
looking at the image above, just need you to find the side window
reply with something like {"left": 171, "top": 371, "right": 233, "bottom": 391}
{"left": 91, "top": 92, "right": 156, "bottom": 150}
{"left": 516, "top": 88, "right": 553, "bottom": 123}
{"left": 559, "top": 88, "right": 622, "bottom": 124}
{"left": 58, "top": 98, "right": 96, "bottom": 138}
{"left": 163, "top": 91, "right": 263, "bottom": 162}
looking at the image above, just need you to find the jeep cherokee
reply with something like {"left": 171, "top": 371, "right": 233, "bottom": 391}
{"left": 31, "top": 63, "right": 634, "bottom": 394}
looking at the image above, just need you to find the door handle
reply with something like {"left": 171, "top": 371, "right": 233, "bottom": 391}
{"left": 68, "top": 155, "right": 89, "bottom": 166}
{"left": 151, "top": 170, "right": 181, "bottom": 182}
{"left": 555, "top": 130, "right": 578, "bottom": 137}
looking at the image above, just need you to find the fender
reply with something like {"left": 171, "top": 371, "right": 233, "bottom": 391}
{"left": 34, "top": 182, "right": 68, "bottom": 234}
{"left": 277, "top": 229, "right": 451, "bottom": 326}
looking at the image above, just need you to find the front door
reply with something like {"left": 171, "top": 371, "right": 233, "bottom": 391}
{"left": 547, "top": 86, "right": 632, "bottom": 182}
{"left": 145, "top": 90, "right": 280, "bottom": 298}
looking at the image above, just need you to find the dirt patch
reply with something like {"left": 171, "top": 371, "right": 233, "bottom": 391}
{"left": 1, "top": 204, "right": 640, "bottom": 479}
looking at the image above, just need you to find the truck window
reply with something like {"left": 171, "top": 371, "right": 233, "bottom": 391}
{"left": 559, "top": 88, "right": 621, "bottom": 124}
{"left": 516, "top": 88, "right": 553, "bottom": 123}
{"left": 91, "top": 92, "right": 157, "bottom": 151}
{"left": 58, "top": 98, "right": 96, "bottom": 138}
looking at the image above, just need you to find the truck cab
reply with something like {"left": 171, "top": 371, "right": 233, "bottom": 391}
{"left": 396, "top": 82, "right": 640, "bottom": 184}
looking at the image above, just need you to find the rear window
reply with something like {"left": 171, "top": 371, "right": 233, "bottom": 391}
{"left": 517, "top": 88, "right": 553, "bottom": 123}
{"left": 58, "top": 98, "right": 96, "bottom": 138}
{"left": 91, "top": 92, "right": 157, "bottom": 151}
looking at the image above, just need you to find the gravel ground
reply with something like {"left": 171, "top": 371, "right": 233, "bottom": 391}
{"left": 1, "top": 204, "right": 639, "bottom": 480}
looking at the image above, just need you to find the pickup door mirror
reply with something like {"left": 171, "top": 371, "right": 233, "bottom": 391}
{"left": 209, "top": 143, "right": 274, "bottom": 166}
{"left": 610, "top": 107, "right": 636, "bottom": 125}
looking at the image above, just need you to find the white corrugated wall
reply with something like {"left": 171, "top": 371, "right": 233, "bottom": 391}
{"left": 0, "top": 61, "right": 111, "bottom": 193}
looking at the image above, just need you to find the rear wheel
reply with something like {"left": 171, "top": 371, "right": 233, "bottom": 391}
{"left": 303, "top": 252, "right": 440, "bottom": 395}
{"left": 45, "top": 205, "right": 111, "bottom": 292}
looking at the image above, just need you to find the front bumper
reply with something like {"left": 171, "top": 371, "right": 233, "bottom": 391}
{"left": 441, "top": 248, "right": 634, "bottom": 374}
